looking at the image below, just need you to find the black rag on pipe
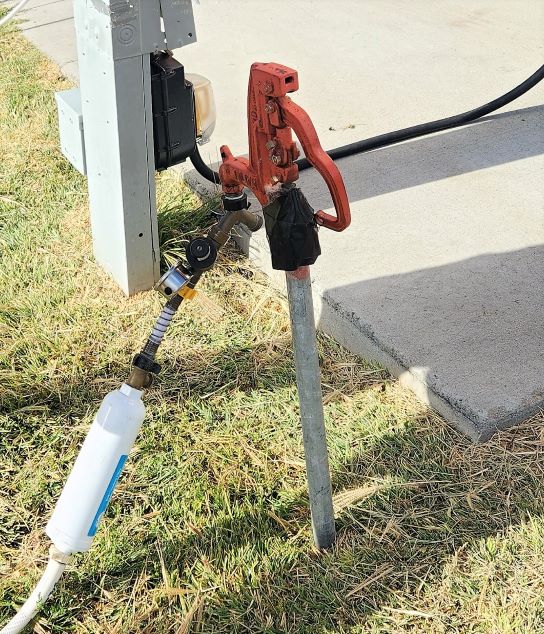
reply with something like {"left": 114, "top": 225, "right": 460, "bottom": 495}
{"left": 263, "top": 184, "right": 321, "bottom": 271}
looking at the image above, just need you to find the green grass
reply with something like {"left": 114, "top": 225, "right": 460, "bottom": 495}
{"left": 2, "top": 22, "right": 544, "bottom": 634}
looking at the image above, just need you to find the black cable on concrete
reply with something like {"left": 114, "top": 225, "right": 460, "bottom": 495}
{"left": 296, "top": 63, "right": 544, "bottom": 171}
{"left": 191, "top": 64, "right": 544, "bottom": 182}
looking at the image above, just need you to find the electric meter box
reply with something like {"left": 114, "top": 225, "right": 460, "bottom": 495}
{"left": 150, "top": 53, "right": 196, "bottom": 170}
{"left": 55, "top": 88, "right": 87, "bottom": 176}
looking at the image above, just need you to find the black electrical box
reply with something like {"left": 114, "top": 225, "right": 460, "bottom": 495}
{"left": 150, "top": 52, "right": 196, "bottom": 171}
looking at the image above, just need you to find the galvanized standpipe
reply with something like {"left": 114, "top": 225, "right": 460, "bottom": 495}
{"left": 217, "top": 62, "right": 349, "bottom": 550}
{"left": 286, "top": 266, "right": 336, "bottom": 549}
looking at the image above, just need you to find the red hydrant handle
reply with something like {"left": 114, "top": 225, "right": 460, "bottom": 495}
{"left": 279, "top": 97, "right": 351, "bottom": 232}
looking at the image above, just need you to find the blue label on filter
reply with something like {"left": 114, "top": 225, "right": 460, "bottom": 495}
{"left": 87, "top": 454, "right": 128, "bottom": 537}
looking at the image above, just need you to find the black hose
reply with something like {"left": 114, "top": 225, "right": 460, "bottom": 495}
{"left": 296, "top": 63, "right": 544, "bottom": 171}
{"left": 190, "top": 145, "right": 220, "bottom": 184}
{"left": 191, "top": 64, "right": 544, "bottom": 181}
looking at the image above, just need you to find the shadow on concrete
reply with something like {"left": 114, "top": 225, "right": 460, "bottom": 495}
{"left": 316, "top": 244, "right": 544, "bottom": 441}
{"left": 297, "top": 104, "right": 544, "bottom": 206}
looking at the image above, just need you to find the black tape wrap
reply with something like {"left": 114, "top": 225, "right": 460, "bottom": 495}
{"left": 263, "top": 184, "right": 321, "bottom": 271}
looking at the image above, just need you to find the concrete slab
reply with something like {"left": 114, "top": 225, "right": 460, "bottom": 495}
{"left": 8, "top": 0, "right": 544, "bottom": 440}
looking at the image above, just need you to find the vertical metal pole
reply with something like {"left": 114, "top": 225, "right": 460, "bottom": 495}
{"left": 286, "top": 266, "right": 336, "bottom": 549}
{"left": 73, "top": 0, "right": 163, "bottom": 296}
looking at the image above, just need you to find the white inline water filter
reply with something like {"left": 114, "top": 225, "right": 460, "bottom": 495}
{"left": 46, "top": 383, "right": 146, "bottom": 555}
{"left": 2, "top": 287, "right": 182, "bottom": 632}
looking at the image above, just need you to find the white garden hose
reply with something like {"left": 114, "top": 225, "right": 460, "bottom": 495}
{"left": 1, "top": 545, "right": 69, "bottom": 634}
{"left": 0, "top": 0, "right": 30, "bottom": 29}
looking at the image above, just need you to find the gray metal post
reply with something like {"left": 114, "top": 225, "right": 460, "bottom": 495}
{"left": 286, "top": 266, "right": 336, "bottom": 549}
{"left": 72, "top": 0, "right": 196, "bottom": 295}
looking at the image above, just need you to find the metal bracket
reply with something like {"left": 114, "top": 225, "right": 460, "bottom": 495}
{"left": 160, "top": 0, "right": 197, "bottom": 49}
{"left": 81, "top": 1, "right": 196, "bottom": 60}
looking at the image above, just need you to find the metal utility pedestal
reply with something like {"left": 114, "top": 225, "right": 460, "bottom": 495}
{"left": 286, "top": 266, "right": 336, "bottom": 549}
{"left": 71, "top": 0, "right": 196, "bottom": 295}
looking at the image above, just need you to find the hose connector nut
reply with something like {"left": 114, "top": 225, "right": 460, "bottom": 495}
{"left": 186, "top": 237, "right": 218, "bottom": 271}
{"left": 132, "top": 353, "right": 161, "bottom": 376}
{"left": 155, "top": 262, "right": 188, "bottom": 298}
{"left": 222, "top": 192, "right": 250, "bottom": 212}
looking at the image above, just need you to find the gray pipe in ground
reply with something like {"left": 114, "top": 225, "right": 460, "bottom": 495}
{"left": 286, "top": 266, "right": 336, "bottom": 549}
